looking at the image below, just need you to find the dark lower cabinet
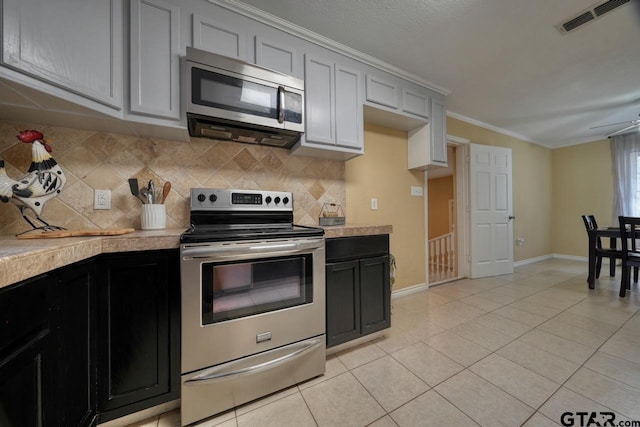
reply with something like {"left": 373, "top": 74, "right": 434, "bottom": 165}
{"left": 326, "top": 235, "right": 391, "bottom": 348}
{"left": 0, "top": 260, "right": 96, "bottom": 427}
{"left": 360, "top": 255, "right": 391, "bottom": 336}
{"left": 0, "top": 274, "right": 54, "bottom": 427}
{"left": 0, "top": 248, "right": 179, "bottom": 427}
{"left": 326, "top": 260, "right": 361, "bottom": 346}
{"left": 54, "top": 260, "right": 97, "bottom": 427}
{"left": 96, "top": 249, "right": 180, "bottom": 424}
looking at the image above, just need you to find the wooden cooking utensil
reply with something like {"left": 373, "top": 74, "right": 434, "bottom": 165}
{"left": 161, "top": 181, "right": 171, "bottom": 204}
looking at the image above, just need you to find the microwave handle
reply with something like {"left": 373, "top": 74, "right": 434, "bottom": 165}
{"left": 277, "top": 86, "right": 285, "bottom": 123}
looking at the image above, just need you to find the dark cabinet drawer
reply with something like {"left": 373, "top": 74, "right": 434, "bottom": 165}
{"left": 326, "top": 234, "right": 389, "bottom": 262}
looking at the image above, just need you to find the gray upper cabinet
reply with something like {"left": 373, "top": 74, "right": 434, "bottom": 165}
{"left": 296, "top": 55, "right": 363, "bottom": 160}
{"left": 401, "top": 88, "right": 430, "bottom": 119}
{"left": 192, "top": 14, "right": 246, "bottom": 60}
{"left": 129, "top": 0, "right": 180, "bottom": 120}
{"left": 304, "top": 56, "right": 335, "bottom": 145}
{"left": 430, "top": 98, "right": 447, "bottom": 165}
{"left": 365, "top": 75, "right": 399, "bottom": 109}
{"left": 335, "top": 65, "right": 362, "bottom": 150}
{"left": 0, "top": 0, "right": 447, "bottom": 162}
{"left": 366, "top": 73, "right": 434, "bottom": 121}
{"left": 407, "top": 97, "right": 448, "bottom": 169}
{"left": 255, "top": 36, "right": 300, "bottom": 78}
{"left": 1, "top": 0, "right": 123, "bottom": 110}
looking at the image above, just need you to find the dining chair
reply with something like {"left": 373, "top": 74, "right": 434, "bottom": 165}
{"left": 582, "top": 214, "right": 622, "bottom": 279}
{"left": 618, "top": 216, "right": 640, "bottom": 297}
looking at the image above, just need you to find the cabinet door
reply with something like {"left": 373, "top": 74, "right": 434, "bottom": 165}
{"left": 401, "top": 88, "right": 430, "bottom": 119}
{"left": 97, "top": 250, "right": 179, "bottom": 421}
{"left": 335, "top": 65, "right": 362, "bottom": 150}
{"left": 55, "top": 260, "right": 97, "bottom": 427}
{"left": 1, "top": 0, "right": 123, "bottom": 109}
{"left": 326, "top": 260, "right": 360, "bottom": 347}
{"left": 304, "top": 55, "right": 335, "bottom": 145}
{"left": 255, "top": 36, "right": 299, "bottom": 77}
{"left": 193, "top": 14, "right": 246, "bottom": 60}
{"left": 365, "top": 74, "right": 398, "bottom": 109}
{"left": 360, "top": 256, "right": 391, "bottom": 336}
{"left": 0, "top": 331, "right": 52, "bottom": 427}
{"left": 0, "top": 275, "right": 54, "bottom": 427}
{"left": 430, "top": 98, "right": 447, "bottom": 165}
{"left": 129, "top": 0, "right": 180, "bottom": 119}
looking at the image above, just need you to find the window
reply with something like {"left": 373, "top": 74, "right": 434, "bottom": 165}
{"left": 612, "top": 133, "right": 640, "bottom": 217}
{"left": 637, "top": 153, "right": 640, "bottom": 213}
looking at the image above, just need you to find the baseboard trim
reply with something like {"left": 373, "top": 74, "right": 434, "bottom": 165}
{"left": 552, "top": 253, "right": 588, "bottom": 262}
{"left": 391, "top": 282, "right": 429, "bottom": 298}
{"left": 513, "top": 254, "right": 554, "bottom": 268}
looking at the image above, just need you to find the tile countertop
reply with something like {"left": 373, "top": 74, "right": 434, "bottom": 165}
{"left": 0, "top": 224, "right": 392, "bottom": 289}
{"left": 0, "top": 229, "right": 184, "bottom": 290}
{"left": 321, "top": 223, "right": 393, "bottom": 239}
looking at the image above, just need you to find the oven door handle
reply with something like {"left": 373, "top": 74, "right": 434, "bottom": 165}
{"left": 184, "top": 338, "right": 323, "bottom": 385}
{"left": 182, "top": 239, "right": 323, "bottom": 259}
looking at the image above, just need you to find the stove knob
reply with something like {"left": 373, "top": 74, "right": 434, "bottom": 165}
{"left": 283, "top": 196, "right": 289, "bottom": 205}
{"left": 209, "top": 194, "right": 217, "bottom": 203}
{"left": 265, "top": 196, "right": 272, "bottom": 204}
{"left": 197, "top": 193, "right": 206, "bottom": 202}
{"left": 274, "top": 196, "right": 281, "bottom": 204}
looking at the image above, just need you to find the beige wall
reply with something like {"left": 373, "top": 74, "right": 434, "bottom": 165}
{"left": 551, "top": 139, "right": 613, "bottom": 257}
{"left": 345, "top": 123, "right": 426, "bottom": 290}
{"left": 428, "top": 176, "right": 454, "bottom": 239}
{"left": 447, "top": 117, "right": 553, "bottom": 261}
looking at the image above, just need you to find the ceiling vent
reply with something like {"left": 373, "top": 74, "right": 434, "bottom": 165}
{"left": 557, "top": 0, "right": 631, "bottom": 33}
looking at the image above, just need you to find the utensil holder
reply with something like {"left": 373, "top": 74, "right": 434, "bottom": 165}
{"left": 141, "top": 204, "right": 166, "bottom": 230}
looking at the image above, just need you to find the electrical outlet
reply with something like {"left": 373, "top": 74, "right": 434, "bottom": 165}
{"left": 516, "top": 237, "right": 525, "bottom": 246}
{"left": 94, "top": 189, "right": 111, "bottom": 210}
{"left": 371, "top": 198, "right": 378, "bottom": 210}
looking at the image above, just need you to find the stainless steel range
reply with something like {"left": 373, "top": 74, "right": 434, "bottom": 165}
{"left": 179, "top": 188, "right": 325, "bottom": 426}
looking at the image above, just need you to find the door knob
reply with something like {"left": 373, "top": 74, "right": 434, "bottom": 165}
{"left": 508, "top": 215, "right": 516, "bottom": 220}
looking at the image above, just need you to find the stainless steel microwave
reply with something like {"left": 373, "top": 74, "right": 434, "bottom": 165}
{"left": 185, "top": 47, "right": 305, "bottom": 148}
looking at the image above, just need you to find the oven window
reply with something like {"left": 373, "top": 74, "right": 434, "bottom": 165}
{"left": 201, "top": 254, "right": 312, "bottom": 324}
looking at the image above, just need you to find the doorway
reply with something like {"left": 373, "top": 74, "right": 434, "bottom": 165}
{"left": 427, "top": 136, "right": 470, "bottom": 285}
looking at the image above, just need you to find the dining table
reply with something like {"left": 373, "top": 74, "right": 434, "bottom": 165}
{"left": 587, "top": 226, "right": 622, "bottom": 288}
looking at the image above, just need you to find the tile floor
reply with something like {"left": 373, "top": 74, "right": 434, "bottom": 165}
{"left": 129, "top": 259, "right": 640, "bottom": 427}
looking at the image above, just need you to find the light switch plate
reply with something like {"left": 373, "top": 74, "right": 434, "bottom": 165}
{"left": 411, "top": 186, "right": 424, "bottom": 196}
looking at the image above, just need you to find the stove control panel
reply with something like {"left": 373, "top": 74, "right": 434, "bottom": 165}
{"left": 190, "top": 188, "right": 293, "bottom": 211}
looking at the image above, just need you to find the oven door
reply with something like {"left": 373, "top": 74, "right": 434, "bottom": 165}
{"left": 180, "top": 237, "right": 325, "bottom": 374}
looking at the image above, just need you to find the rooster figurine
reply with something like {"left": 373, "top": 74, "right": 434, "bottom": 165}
{"left": 0, "top": 130, "right": 66, "bottom": 231}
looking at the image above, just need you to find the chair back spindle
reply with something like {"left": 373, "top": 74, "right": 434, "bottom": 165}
{"left": 617, "top": 216, "right": 640, "bottom": 297}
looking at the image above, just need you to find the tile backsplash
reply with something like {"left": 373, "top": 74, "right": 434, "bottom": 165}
{"left": 0, "top": 120, "right": 345, "bottom": 235}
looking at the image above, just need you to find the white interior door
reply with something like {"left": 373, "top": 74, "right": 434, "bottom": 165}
{"left": 469, "top": 143, "right": 514, "bottom": 278}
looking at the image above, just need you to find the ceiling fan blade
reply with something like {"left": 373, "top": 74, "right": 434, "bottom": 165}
{"left": 607, "top": 122, "right": 640, "bottom": 137}
{"left": 589, "top": 120, "right": 634, "bottom": 130}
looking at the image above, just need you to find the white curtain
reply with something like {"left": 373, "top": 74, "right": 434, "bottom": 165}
{"left": 612, "top": 132, "right": 640, "bottom": 218}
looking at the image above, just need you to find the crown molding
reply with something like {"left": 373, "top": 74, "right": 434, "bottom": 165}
{"left": 446, "top": 110, "right": 543, "bottom": 145}
{"left": 207, "top": 0, "right": 451, "bottom": 96}
{"left": 446, "top": 111, "right": 612, "bottom": 149}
